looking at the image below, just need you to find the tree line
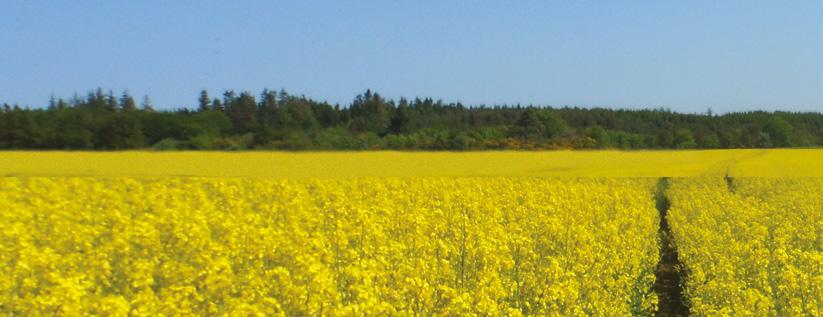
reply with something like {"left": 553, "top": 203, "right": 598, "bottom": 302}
{"left": 1, "top": 88, "right": 819, "bottom": 150}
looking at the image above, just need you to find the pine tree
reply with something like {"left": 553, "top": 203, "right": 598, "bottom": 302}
{"left": 48, "top": 94, "right": 57, "bottom": 110}
{"left": 516, "top": 108, "right": 544, "bottom": 141}
{"left": 390, "top": 97, "right": 411, "bottom": 134}
{"left": 120, "top": 90, "right": 137, "bottom": 111}
{"left": 141, "top": 95, "right": 154, "bottom": 111}
{"left": 350, "top": 90, "right": 390, "bottom": 134}
{"left": 258, "top": 89, "right": 279, "bottom": 128}
{"left": 226, "top": 91, "right": 258, "bottom": 133}
{"left": 223, "top": 90, "right": 236, "bottom": 110}
{"left": 56, "top": 98, "right": 68, "bottom": 110}
{"left": 212, "top": 98, "right": 224, "bottom": 112}
{"left": 198, "top": 90, "right": 211, "bottom": 112}
{"left": 106, "top": 90, "right": 118, "bottom": 111}
{"left": 89, "top": 88, "right": 107, "bottom": 110}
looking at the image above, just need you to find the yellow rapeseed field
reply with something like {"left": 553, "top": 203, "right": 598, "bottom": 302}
{"left": 0, "top": 177, "right": 659, "bottom": 316}
{"left": 1, "top": 150, "right": 821, "bottom": 316}
{"left": 668, "top": 178, "right": 823, "bottom": 316}
{"left": 1, "top": 149, "right": 822, "bottom": 178}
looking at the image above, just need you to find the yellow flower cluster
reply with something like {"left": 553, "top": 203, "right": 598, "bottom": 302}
{"left": 667, "top": 178, "right": 823, "bottom": 316}
{"left": 0, "top": 177, "right": 659, "bottom": 316}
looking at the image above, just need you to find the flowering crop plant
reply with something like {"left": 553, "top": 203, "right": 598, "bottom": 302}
{"left": 667, "top": 178, "right": 823, "bottom": 316}
{"left": 0, "top": 177, "right": 660, "bottom": 316}
{"left": 3, "top": 149, "right": 822, "bottom": 316}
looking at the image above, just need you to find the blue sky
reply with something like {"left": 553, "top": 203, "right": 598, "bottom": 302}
{"left": 1, "top": 1, "right": 821, "bottom": 113}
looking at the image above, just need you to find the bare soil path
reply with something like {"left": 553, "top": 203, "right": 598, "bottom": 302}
{"left": 653, "top": 178, "right": 690, "bottom": 317}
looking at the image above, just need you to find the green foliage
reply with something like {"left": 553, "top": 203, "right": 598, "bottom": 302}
{"left": 152, "top": 138, "right": 182, "bottom": 151}
{"left": 349, "top": 90, "right": 391, "bottom": 134}
{"left": 673, "top": 129, "right": 697, "bottom": 149}
{"left": 763, "top": 117, "right": 793, "bottom": 147}
{"left": 588, "top": 125, "right": 611, "bottom": 148}
{"left": 0, "top": 106, "right": 43, "bottom": 148}
{"left": 515, "top": 108, "right": 545, "bottom": 141}
{"left": 212, "top": 133, "right": 254, "bottom": 151}
{"left": 198, "top": 90, "right": 211, "bottom": 112}
{"left": 189, "top": 133, "right": 216, "bottom": 150}
{"left": 191, "top": 111, "right": 233, "bottom": 137}
{"left": 3, "top": 89, "right": 823, "bottom": 151}
{"left": 537, "top": 110, "right": 567, "bottom": 138}
{"left": 226, "top": 92, "right": 259, "bottom": 133}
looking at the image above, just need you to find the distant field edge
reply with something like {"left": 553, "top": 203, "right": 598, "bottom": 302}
{"left": 1, "top": 149, "right": 821, "bottom": 178}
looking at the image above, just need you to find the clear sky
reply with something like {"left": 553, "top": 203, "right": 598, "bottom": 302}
{"left": 1, "top": 1, "right": 821, "bottom": 113}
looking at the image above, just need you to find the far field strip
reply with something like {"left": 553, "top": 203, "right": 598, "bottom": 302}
{"left": 1, "top": 149, "right": 821, "bottom": 178}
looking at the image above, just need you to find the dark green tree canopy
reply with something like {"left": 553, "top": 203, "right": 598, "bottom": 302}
{"left": 2, "top": 88, "right": 822, "bottom": 150}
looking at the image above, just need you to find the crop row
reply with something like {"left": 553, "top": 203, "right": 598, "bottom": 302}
{"left": 667, "top": 178, "right": 822, "bottom": 316}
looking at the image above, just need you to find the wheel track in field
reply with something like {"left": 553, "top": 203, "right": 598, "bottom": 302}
{"left": 653, "top": 178, "right": 690, "bottom": 316}
{"left": 724, "top": 170, "right": 736, "bottom": 193}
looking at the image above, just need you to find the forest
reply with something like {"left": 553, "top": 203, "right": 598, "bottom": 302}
{"left": 1, "top": 88, "right": 818, "bottom": 150}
